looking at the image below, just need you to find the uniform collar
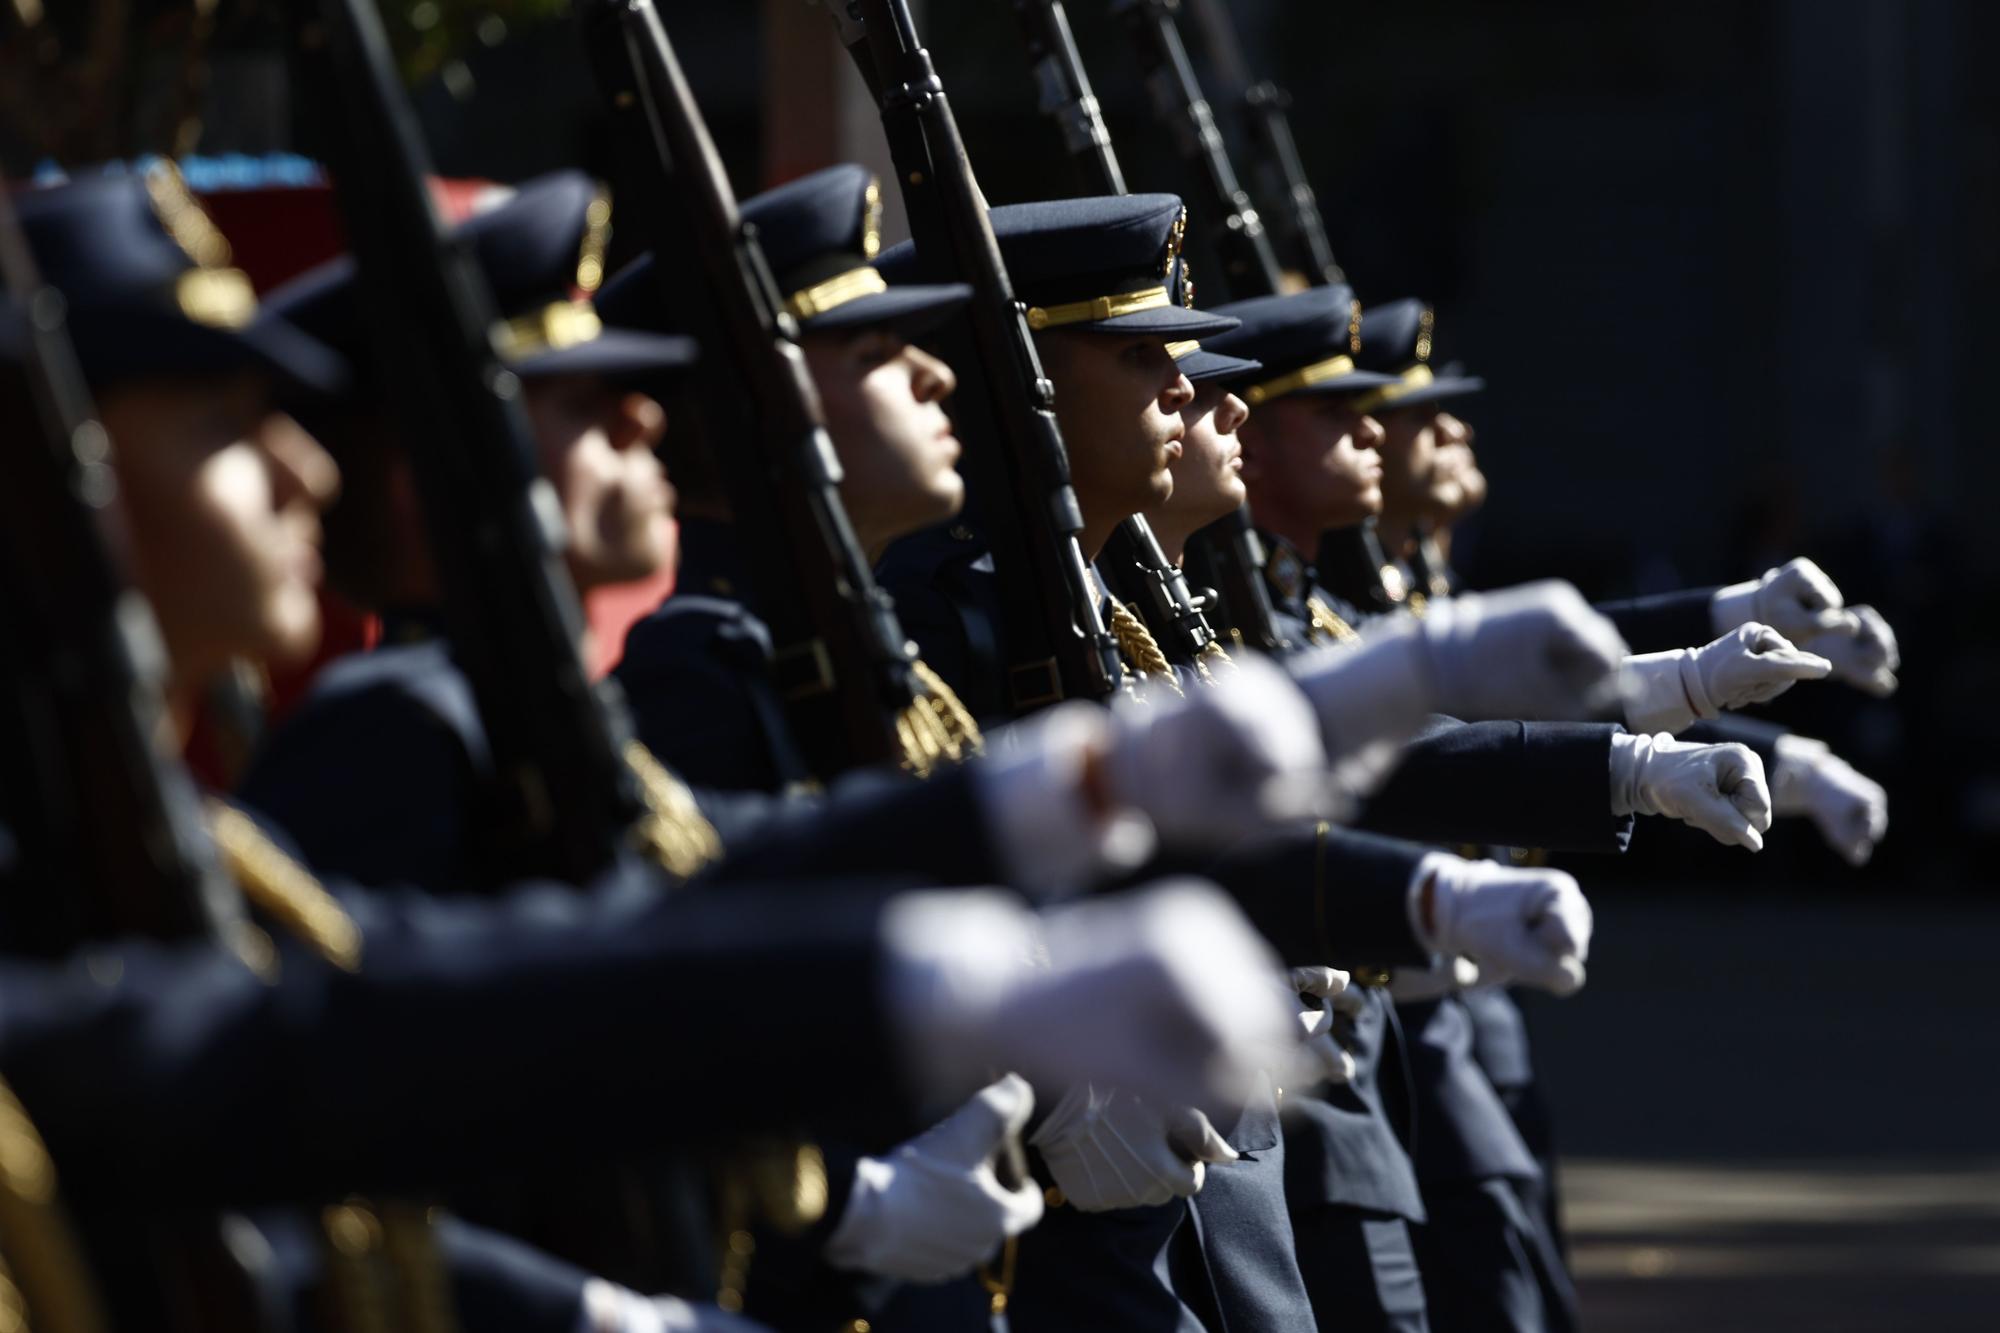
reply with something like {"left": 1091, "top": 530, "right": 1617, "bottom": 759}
{"left": 675, "top": 516, "right": 751, "bottom": 603}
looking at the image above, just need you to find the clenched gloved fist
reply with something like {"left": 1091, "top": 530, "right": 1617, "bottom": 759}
{"left": 1030, "top": 1085, "right": 1236, "bottom": 1212}
{"left": 884, "top": 882, "right": 1297, "bottom": 1115}
{"left": 1290, "top": 966, "right": 1360, "bottom": 1085}
{"left": 1289, "top": 580, "right": 1630, "bottom": 762}
{"left": 1412, "top": 855, "right": 1593, "bottom": 996}
{"left": 1621, "top": 623, "right": 1831, "bottom": 734}
{"left": 1415, "top": 580, "right": 1632, "bottom": 721}
{"left": 823, "top": 1075, "right": 1044, "bottom": 1282}
{"left": 1104, "top": 651, "right": 1340, "bottom": 842}
{"left": 1772, "top": 735, "right": 1890, "bottom": 866}
{"left": 1710, "top": 557, "right": 1850, "bottom": 641}
{"left": 1805, "top": 605, "right": 1900, "bottom": 697}
{"left": 1610, "top": 733, "right": 1773, "bottom": 851}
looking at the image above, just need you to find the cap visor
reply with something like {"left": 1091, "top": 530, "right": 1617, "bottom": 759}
{"left": 512, "top": 328, "right": 700, "bottom": 381}
{"left": 1370, "top": 375, "right": 1486, "bottom": 413}
{"left": 1073, "top": 304, "right": 1241, "bottom": 339}
{"left": 1177, "top": 347, "right": 1261, "bottom": 384}
{"left": 1290, "top": 368, "right": 1400, "bottom": 397}
{"left": 805, "top": 283, "right": 972, "bottom": 340}
{"left": 70, "top": 306, "right": 348, "bottom": 397}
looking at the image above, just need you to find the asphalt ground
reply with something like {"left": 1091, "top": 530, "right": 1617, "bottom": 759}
{"left": 1515, "top": 889, "right": 2000, "bottom": 1329}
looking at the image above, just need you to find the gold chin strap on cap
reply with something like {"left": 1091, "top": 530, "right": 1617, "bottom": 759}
{"left": 1350, "top": 364, "right": 1436, "bottom": 415}
{"left": 784, "top": 267, "right": 888, "bottom": 321}
{"left": 496, "top": 186, "right": 615, "bottom": 360}
{"left": 1241, "top": 354, "right": 1358, "bottom": 407}
{"left": 1024, "top": 286, "right": 1171, "bottom": 331}
{"left": 496, "top": 301, "right": 605, "bottom": 360}
{"left": 1165, "top": 340, "right": 1201, "bottom": 359}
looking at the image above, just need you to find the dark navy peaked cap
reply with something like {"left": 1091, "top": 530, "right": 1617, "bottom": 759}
{"left": 598, "top": 163, "right": 968, "bottom": 339}
{"left": 1201, "top": 285, "right": 1397, "bottom": 407}
{"left": 6, "top": 171, "right": 345, "bottom": 394}
{"left": 879, "top": 193, "right": 1239, "bottom": 339}
{"left": 1161, "top": 256, "right": 1259, "bottom": 383}
{"left": 265, "top": 171, "right": 696, "bottom": 384}
{"left": 1350, "top": 297, "right": 1484, "bottom": 414}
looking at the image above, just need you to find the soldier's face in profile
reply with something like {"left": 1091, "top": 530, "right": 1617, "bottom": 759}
{"left": 1036, "top": 331, "right": 1194, "bottom": 540}
{"left": 1239, "top": 395, "right": 1385, "bottom": 533}
{"left": 801, "top": 327, "right": 965, "bottom": 558}
{"left": 1155, "top": 383, "right": 1248, "bottom": 531}
{"left": 1376, "top": 406, "right": 1439, "bottom": 518}
{"left": 521, "top": 374, "right": 674, "bottom": 592}
{"left": 97, "top": 371, "right": 340, "bottom": 686}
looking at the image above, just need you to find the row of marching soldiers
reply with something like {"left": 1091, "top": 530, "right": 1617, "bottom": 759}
{"left": 0, "top": 15, "right": 1894, "bottom": 1333}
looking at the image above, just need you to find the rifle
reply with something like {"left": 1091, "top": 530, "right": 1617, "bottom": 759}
{"left": 576, "top": 0, "right": 940, "bottom": 781}
{"left": 1182, "top": 0, "right": 1345, "bottom": 286}
{"left": 294, "top": 0, "right": 651, "bottom": 885}
{"left": 0, "top": 180, "right": 244, "bottom": 958}
{"left": 0, "top": 174, "right": 279, "bottom": 1333}
{"left": 1003, "top": 0, "right": 1223, "bottom": 664}
{"left": 1119, "top": 0, "right": 1408, "bottom": 615}
{"left": 1112, "top": 0, "right": 1285, "bottom": 297}
{"left": 824, "top": 0, "right": 1122, "bottom": 713}
{"left": 1004, "top": 0, "right": 1287, "bottom": 650}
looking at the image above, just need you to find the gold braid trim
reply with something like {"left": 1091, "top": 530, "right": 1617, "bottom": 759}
{"left": 896, "top": 659, "right": 986, "bottom": 778}
{"left": 1304, "top": 596, "right": 1362, "bottom": 645}
{"left": 207, "top": 800, "right": 363, "bottom": 973}
{"left": 1106, "top": 600, "right": 1185, "bottom": 699}
{"left": 624, "top": 742, "right": 725, "bottom": 881}
{"left": 321, "top": 1201, "right": 458, "bottom": 1333}
{"left": 1191, "top": 640, "right": 1238, "bottom": 686}
{"left": 0, "top": 1080, "right": 108, "bottom": 1333}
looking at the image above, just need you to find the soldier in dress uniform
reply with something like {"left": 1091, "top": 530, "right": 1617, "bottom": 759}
{"left": 0, "top": 168, "right": 1326, "bottom": 1333}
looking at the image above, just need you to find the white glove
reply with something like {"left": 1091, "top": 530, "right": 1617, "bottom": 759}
{"left": 1804, "top": 605, "right": 1900, "bottom": 697}
{"left": 1103, "top": 650, "right": 1340, "bottom": 843}
{"left": 578, "top": 1284, "right": 772, "bottom": 1333}
{"left": 1389, "top": 955, "right": 1482, "bottom": 1004}
{"left": 1289, "top": 580, "right": 1629, "bottom": 758}
{"left": 1710, "top": 557, "right": 1849, "bottom": 640}
{"left": 1029, "top": 1084, "right": 1235, "bottom": 1212}
{"left": 1609, "top": 732, "right": 1773, "bottom": 851}
{"left": 1772, "top": 735, "right": 1890, "bottom": 866}
{"left": 1290, "top": 966, "right": 1358, "bottom": 1084}
{"left": 822, "top": 1075, "right": 1044, "bottom": 1281}
{"left": 1620, "top": 623, "right": 1831, "bottom": 733}
{"left": 882, "top": 881, "right": 1297, "bottom": 1115}
{"left": 1412, "top": 854, "right": 1592, "bottom": 996}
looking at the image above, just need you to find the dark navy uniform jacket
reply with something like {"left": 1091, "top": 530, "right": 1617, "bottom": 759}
{"left": 239, "top": 633, "right": 1006, "bottom": 900}
{"left": 0, "top": 871, "right": 921, "bottom": 1211}
{"left": 614, "top": 518, "right": 814, "bottom": 794}
{"left": 1594, "top": 587, "right": 1721, "bottom": 654}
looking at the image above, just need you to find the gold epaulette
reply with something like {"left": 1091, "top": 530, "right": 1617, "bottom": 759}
{"left": 896, "top": 660, "right": 985, "bottom": 778}
{"left": 0, "top": 1079, "right": 108, "bottom": 1333}
{"left": 207, "top": 800, "right": 363, "bottom": 973}
{"left": 1304, "top": 597, "right": 1361, "bottom": 646}
{"left": 624, "top": 741, "right": 725, "bottom": 881}
{"left": 320, "top": 1200, "right": 457, "bottom": 1333}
